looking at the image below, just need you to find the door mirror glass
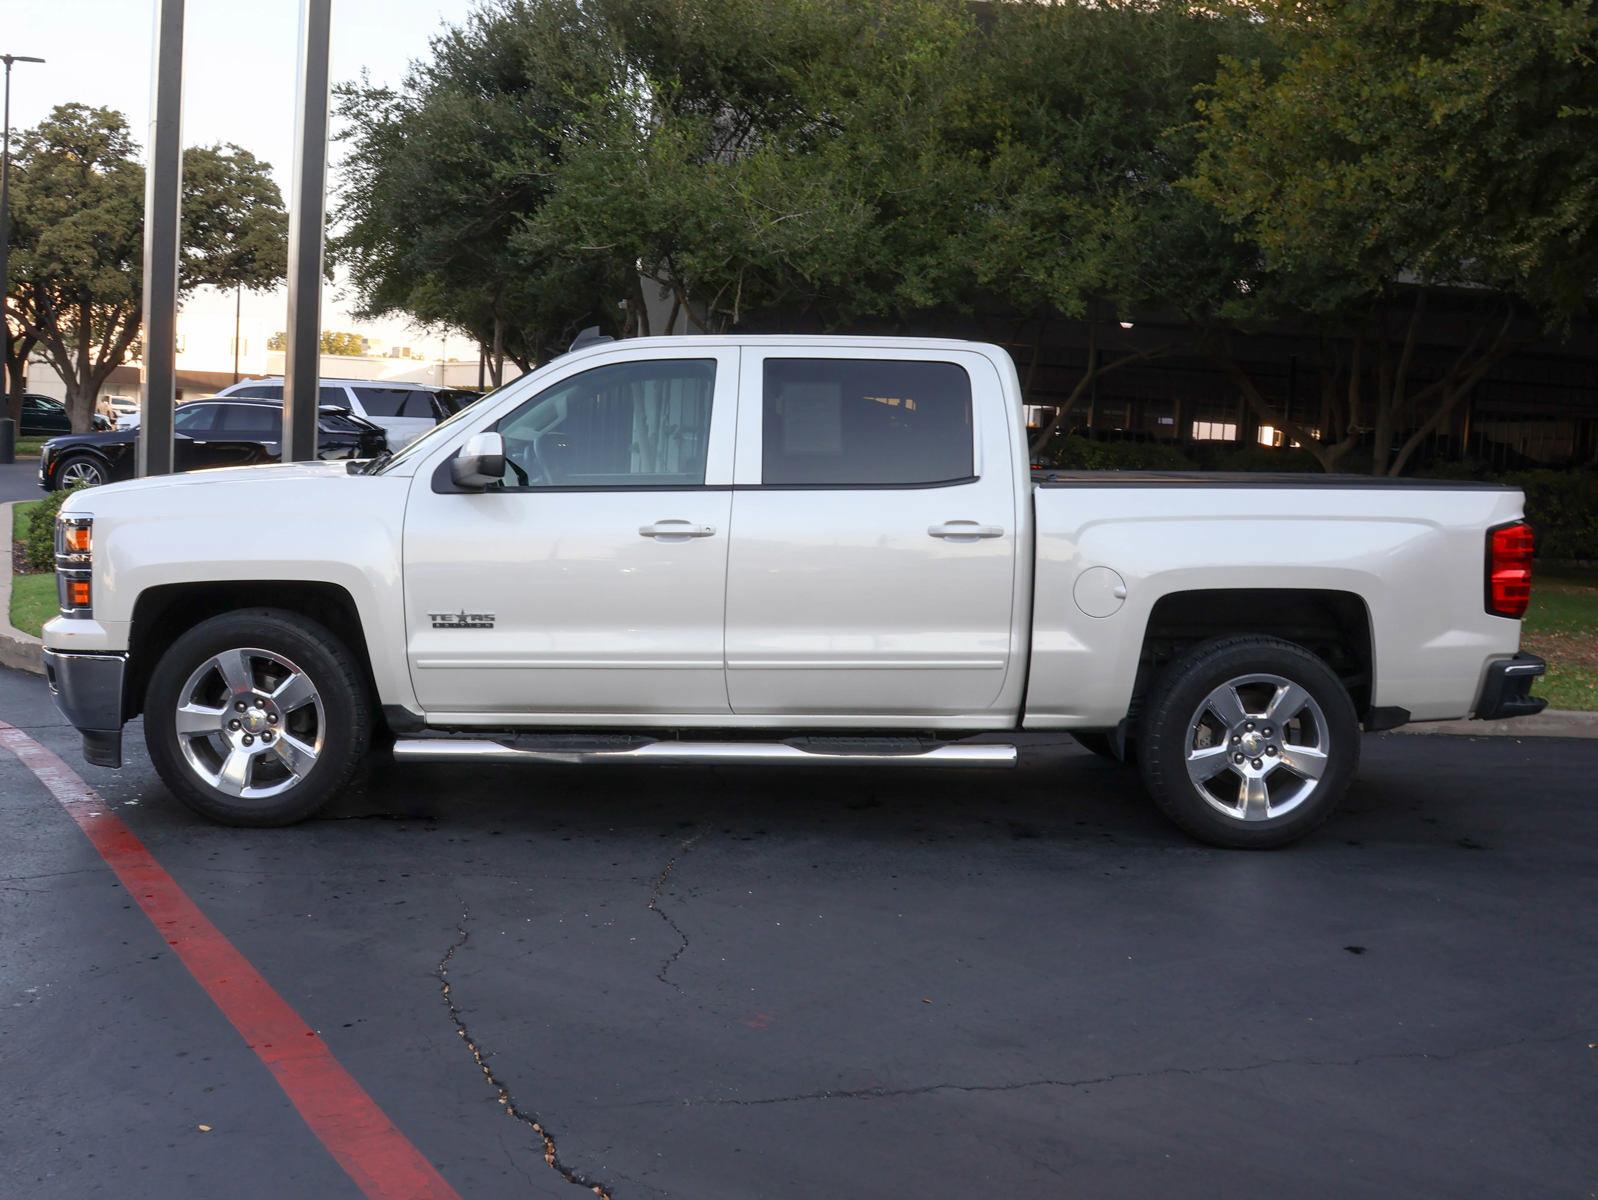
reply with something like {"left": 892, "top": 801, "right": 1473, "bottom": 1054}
{"left": 450, "top": 431, "right": 506, "bottom": 489}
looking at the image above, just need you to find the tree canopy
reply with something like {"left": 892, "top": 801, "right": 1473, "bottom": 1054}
{"left": 332, "top": 0, "right": 1597, "bottom": 471}
{"left": 4, "top": 104, "right": 289, "bottom": 428}
{"left": 1191, "top": 0, "right": 1598, "bottom": 473}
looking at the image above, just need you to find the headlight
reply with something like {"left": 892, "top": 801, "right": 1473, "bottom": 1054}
{"left": 55, "top": 513, "right": 93, "bottom": 616}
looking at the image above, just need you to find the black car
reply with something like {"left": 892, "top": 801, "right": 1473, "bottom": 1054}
{"left": 39, "top": 399, "right": 387, "bottom": 490}
{"left": 18, "top": 393, "right": 112, "bottom": 436}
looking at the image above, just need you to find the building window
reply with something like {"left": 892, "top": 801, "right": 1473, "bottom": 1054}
{"left": 1191, "top": 420, "right": 1238, "bottom": 442}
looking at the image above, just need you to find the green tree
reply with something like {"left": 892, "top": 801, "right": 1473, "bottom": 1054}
{"left": 1190, "top": 0, "right": 1598, "bottom": 474}
{"left": 319, "top": 330, "right": 368, "bottom": 356}
{"left": 534, "top": 0, "right": 987, "bottom": 334}
{"left": 951, "top": 0, "right": 1270, "bottom": 452}
{"left": 7, "top": 105, "right": 289, "bottom": 430}
{"left": 333, "top": 0, "right": 629, "bottom": 385}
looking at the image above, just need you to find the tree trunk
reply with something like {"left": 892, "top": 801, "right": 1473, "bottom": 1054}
{"left": 1386, "top": 303, "right": 1515, "bottom": 477}
{"left": 1028, "top": 340, "right": 1168, "bottom": 459}
{"left": 65, "top": 379, "right": 101, "bottom": 432}
{"left": 489, "top": 314, "right": 505, "bottom": 389}
{"left": 1217, "top": 350, "right": 1358, "bottom": 472}
{"left": 1371, "top": 327, "right": 1393, "bottom": 476}
{"left": 5, "top": 330, "right": 37, "bottom": 425}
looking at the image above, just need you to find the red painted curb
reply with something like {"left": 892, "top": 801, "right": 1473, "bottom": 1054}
{"left": 0, "top": 722, "right": 462, "bottom": 1200}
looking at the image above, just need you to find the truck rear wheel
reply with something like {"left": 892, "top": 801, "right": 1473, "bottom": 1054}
{"left": 144, "top": 609, "right": 371, "bottom": 826}
{"left": 1138, "top": 636, "right": 1358, "bottom": 849}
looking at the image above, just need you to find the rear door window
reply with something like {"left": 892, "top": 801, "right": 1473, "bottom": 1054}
{"left": 229, "top": 384, "right": 279, "bottom": 399}
{"left": 353, "top": 387, "right": 432, "bottom": 418}
{"left": 217, "top": 404, "right": 283, "bottom": 437}
{"left": 760, "top": 359, "right": 974, "bottom": 486}
{"left": 174, "top": 404, "right": 219, "bottom": 434}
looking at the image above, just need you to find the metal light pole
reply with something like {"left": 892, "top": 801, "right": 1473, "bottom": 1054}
{"left": 137, "top": 0, "right": 184, "bottom": 478}
{"left": 283, "top": 0, "right": 332, "bottom": 463}
{"left": 0, "top": 53, "right": 45, "bottom": 465}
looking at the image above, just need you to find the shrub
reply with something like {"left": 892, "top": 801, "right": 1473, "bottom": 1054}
{"left": 1040, "top": 435, "right": 1195, "bottom": 471}
{"left": 1502, "top": 469, "right": 1598, "bottom": 561}
{"left": 1204, "top": 444, "right": 1323, "bottom": 473}
{"left": 23, "top": 486, "right": 85, "bottom": 573}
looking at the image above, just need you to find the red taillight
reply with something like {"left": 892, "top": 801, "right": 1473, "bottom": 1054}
{"left": 1486, "top": 521, "right": 1535, "bottom": 619}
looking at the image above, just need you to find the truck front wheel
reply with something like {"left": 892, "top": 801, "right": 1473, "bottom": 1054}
{"left": 1138, "top": 636, "right": 1359, "bottom": 849}
{"left": 144, "top": 609, "right": 371, "bottom": 826}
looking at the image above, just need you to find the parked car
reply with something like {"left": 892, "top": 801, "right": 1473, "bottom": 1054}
{"left": 213, "top": 377, "right": 455, "bottom": 451}
{"left": 114, "top": 395, "right": 213, "bottom": 431}
{"left": 17, "top": 393, "right": 112, "bottom": 436}
{"left": 98, "top": 395, "right": 140, "bottom": 426}
{"left": 38, "top": 398, "right": 386, "bottom": 490}
{"left": 434, "top": 387, "right": 486, "bottom": 416}
{"left": 40, "top": 335, "right": 1545, "bottom": 847}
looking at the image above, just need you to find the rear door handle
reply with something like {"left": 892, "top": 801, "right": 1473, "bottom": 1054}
{"left": 928, "top": 521, "right": 1005, "bottom": 540}
{"left": 639, "top": 520, "right": 717, "bottom": 539}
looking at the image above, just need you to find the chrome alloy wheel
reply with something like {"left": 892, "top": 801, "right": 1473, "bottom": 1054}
{"left": 173, "top": 647, "right": 324, "bottom": 800}
{"left": 58, "top": 459, "right": 105, "bottom": 487}
{"left": 1182, "top": 672, "right": 1330, "bottom": 823}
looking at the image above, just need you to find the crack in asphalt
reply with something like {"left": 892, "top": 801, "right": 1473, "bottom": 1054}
{"left": 616, "top": 1028, "right": 1585, "bottom": 1109}
{"left": 437, "top": 902, "right": 612, "bottom": 1198}
{"left": 646, "top": 829, "right": 705, "bottom": 994}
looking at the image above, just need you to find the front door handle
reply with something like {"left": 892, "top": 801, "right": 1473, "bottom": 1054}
{"left": 928, "top": 521, "right": 1004, "bottom": 540}
{"left": 639, "top": 520, "right": 717, "bottom": 540}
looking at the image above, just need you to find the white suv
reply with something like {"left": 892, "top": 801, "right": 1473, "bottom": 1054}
{"left": 213, "top": 378, "right": 452, "bottom": 451}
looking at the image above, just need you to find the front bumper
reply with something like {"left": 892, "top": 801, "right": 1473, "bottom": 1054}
{"left": 42, "top": 648, "right": 126, "bottom": 767}
{"left": 1474, "top": 652, "right": 1548, "bottom": 721}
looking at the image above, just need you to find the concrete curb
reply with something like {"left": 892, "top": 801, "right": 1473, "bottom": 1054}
{"left": 0, "top": 499, "right": 45, "bottom": 676}
{"left": 1389, "top": 709, "right": 1598, "bottom": 740}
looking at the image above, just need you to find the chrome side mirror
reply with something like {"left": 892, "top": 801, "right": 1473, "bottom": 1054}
{"left": 450, "top": 431, "right": 505, "bottom": 489}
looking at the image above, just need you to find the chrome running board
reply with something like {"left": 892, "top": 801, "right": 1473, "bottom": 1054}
{"left": 392, "top": 737, "right": 1017, "bottom": 768}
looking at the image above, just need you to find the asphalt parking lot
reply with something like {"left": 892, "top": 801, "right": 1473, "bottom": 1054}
{"left": 1, "top": 459, "right": 41, "bottom": 503}
{"left": 3, "top": 664, "right": 1595, "bottom": 1199}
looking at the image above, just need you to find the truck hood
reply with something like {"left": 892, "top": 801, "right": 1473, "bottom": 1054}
{"left": 62, "top": 459, "right": 356, "bottom": 509}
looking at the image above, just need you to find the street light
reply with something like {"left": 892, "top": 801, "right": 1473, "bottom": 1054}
{"left": 0, "top": 54, "right": 44, "bottom": 465}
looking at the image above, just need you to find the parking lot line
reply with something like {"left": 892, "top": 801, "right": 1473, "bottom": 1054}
{"left": 0, "top": 721, "right": 463, "bottom": 1200}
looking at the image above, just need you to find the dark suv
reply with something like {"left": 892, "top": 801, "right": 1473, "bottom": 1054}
{"left": 39, "top": 399, "right": 387, "bottom": 490}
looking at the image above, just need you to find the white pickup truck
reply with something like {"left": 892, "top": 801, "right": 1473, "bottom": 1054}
{"left": 41, "top": 335, "right": 1545, "bottom": 847}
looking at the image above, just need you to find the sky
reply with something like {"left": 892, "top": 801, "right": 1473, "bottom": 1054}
{"left": 5, "top": 0, "right": 479, "bottom": 357}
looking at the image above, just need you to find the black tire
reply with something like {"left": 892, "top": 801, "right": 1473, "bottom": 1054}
{"left": 1070, "top": 731, "right": 1132, "bottom": 764}
{"left": 54, "top": 454, "right": 108, "bottom": 490}
{"left": 144, "top": 609, "right": 371, "bottom": 826}
{"left": 1138, "top": 635, "right": 1359, "bottom": 849}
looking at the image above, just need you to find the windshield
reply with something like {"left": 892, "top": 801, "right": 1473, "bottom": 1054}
{"left": 371, "top": 384, "right": 501, "bottom": 474}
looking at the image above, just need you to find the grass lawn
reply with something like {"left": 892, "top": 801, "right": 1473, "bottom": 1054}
{"left": 12, "top": 497, "right": 41, "bottom": 543}
{"left": 8, "top": 571, "right": 55, "bottom": 639}
{"left": 1523, "top": 568, "right": 1598, "bottom": 712}
{"left": 16, "top": 438, "right": 46, "bottom": 457}
{"left": 10, "top": 498, "right": 51, "bottom": 638}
